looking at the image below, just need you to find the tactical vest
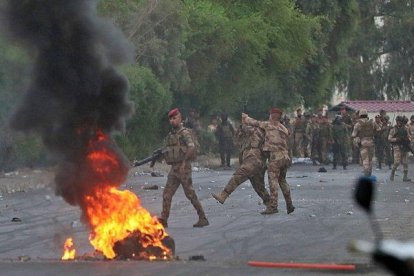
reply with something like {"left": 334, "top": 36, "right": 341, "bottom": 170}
{"left": 220, "top": 124, "right": 233, "bottom": 140}
{"left": 358, "top": 119, "right": 374, "bottom": 138}
{"left": 164, "top": 128, "right": 188, "bottom": 164}
{"left": 395, "top": 126, "right": 408, "bottom": 141}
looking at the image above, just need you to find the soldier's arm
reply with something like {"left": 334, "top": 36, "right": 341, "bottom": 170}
{"left": 388, "top": 128, "right": 397, "bottom": 143}
{"left": 182, "top": 130, "right": 196, "bottom": 161}
{"left": 351, "top": 123, "right": 360, "bottom": 138}
{"left": 242, "top": 113, "right": 264, "bottom": 128}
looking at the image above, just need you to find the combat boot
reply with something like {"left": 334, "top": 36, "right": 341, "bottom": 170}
{"left": 390, "top": 169, "right": 396, "bottom": 181}
{"left": 403, "top": 171, "right": 411, "bottom": 182}
{"left": 212, "top": 190, "right": 229, "bottom": 204}
{"left": 193, "top": 217, "right": 209, "bottom": 227}
{"left": 260, "top": 206, "right": 278, "bottom": 215}
{"left": 287, "top": 204, "right": 295, "bottom": 214}
{"left": 158, "top": 218, "right": 168, "bottom": 228}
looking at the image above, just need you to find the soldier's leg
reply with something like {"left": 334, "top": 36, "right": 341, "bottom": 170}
{"left": 262, "top": 159, "right": 280, "bottom": 214}
{"left": 390, "top": 146, "right": 401, "bottom": 181}
{"left": 340, "top": 144, "right": 348, "bottom": 169}
{"left": 161, "top": 169, "right": 181, "bottom": 224}
{"left": 298, "top": 136, "right": 305, "bottom": 157}
{"left": 368, "top": 146, "right": 374, "bottom": 175}
{"left": 219, "top": 145, "right": 225, "bottom": 167}
{"left": 180, "top": 167, "right": 209, "bottom": 227}
{"left": 332, "top": 143, "right": 338, "bottom": 169}
{"left": 249, "top": 166, "right": 270, "bottom": 206}
{"left": 278, "top": 165, "right": 294, "bottom": 213}
{"left": 360, "top": 146, "right": 370, "bottom": 176}
{"left": 402, "top": 152, "right": 410, "bottom": 182}
{"left": 225, "top": 146, "right": 232, "bottom": 167}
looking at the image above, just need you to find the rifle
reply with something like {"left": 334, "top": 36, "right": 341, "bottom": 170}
{"left": 133, "top": 148, "right": 167, "bottom": 167}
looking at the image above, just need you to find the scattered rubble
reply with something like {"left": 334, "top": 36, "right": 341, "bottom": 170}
{"left": 11, "top": 217, "right": 22, "bottom": 222}
{"left": 143, "top": 185, "right": 159, "bottom": 190}
{"left": 189, "top": 255, "right": 205, "bottom": 261}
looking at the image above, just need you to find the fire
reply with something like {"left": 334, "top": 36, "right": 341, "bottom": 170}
{"left": 61, "top": 130, "right": 171, "bottom": 260}
{"left": 62, "top": 238, "right": 76, "bottom": 260}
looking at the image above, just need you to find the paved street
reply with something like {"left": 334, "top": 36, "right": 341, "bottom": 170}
{"left": 1, "top": 163, "right": 413, "bottom": 275}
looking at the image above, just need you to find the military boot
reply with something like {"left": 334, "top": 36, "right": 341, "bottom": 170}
{"left": 260, "top": 206, "right": 278, "bottom": 215}
{"left": 158, "top": 218, "right": 168, "bottom": 228}
{"left": 403, "top": 171, "right": 411, "bottom": 182}
{"left": 212, "top": 190, "right": 229, "bottom": 204}
{"left": 390, "top": 169, "right": 396, "bottom": 181}
{"left": 193, "top": 217, "right": 209, "bottom": 227}
{"left": 287, "top": 204, "right": 295, "bottom": 214}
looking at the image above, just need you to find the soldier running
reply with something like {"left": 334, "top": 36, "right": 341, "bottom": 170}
{"left": 389, "top": 116, "right": 411, "bottom": 182}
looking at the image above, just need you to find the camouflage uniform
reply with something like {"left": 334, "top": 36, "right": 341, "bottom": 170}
{"left": 306, "top": 117, "right": 319, "bottom": 165}
{"left": 161, "top": 125, "right": 208, "bottom": 227}
{"left": 331, "top": 118, "right": 349, "bottom": 169}
{"left": 244, "top": 116, "right": 294, "bottom": 214}
{"left": 352, "top": 114, "right": 379, "bottom": 176}
{"left": 389, "top": 120, "right": 411, "bottom": 181}
{"left": 316, "top": 117, "right": 331, "bottom": 164}
{"left": 216, "top": 118, "right": 235, "bottom": 167}
{"left": 293, "top": 116, "right": 307, "bottom": 157}
{"left": 382, "top": 119, "right": 393, "bottom": 169}
{"left": 212, "top": 125, "right": 270, "bottom": 206}
{"left": 374, "top": 117, "right": 386, "bottom": 169}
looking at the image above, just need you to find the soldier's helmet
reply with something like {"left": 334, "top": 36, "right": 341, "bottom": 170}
{"left": 411, "top": 115, "right": 414, "bottom": 120}
{"left": 396, "top": 115, "right": 403, "bottom": 122}
{"left": 359, "top": 109, "right": 368, "bottom": 116}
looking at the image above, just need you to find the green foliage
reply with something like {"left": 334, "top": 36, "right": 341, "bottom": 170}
{"left": 114, "top": 65, "right": 171, "bottom": 159}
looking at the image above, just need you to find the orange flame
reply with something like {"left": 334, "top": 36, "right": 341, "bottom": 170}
{"left": 61, "top": 130, "right": 171, "bottom": 260}
{"left": 62, "top": 238, "right": 76, "bottom": 260}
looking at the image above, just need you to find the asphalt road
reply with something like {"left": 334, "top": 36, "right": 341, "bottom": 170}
{"left": 1, "top": 163, "right": 413, "bottom": 275}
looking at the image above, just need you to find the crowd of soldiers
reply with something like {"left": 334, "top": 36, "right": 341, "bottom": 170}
{"left": 152, "top": 106, "right": 413, "bottom": 228}
{"left": 287, "top": 106, "right": 414, "bottom": 180}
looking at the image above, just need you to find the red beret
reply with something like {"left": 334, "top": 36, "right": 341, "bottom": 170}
{"left": 168, "top": 108, "right": 180, "bottom": 118}
{"left": 270, "top": 107, "right": 283, "bottom": 115}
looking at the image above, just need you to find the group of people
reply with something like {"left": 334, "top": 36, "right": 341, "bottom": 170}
{"left": 289, "top": 106, "right": 414, "bottom": 180}
{"left": 154, "top": 107, "right": 295, "bottom": 228}
{"left": 153, "top": 106, "right": 413, "bottom": 228}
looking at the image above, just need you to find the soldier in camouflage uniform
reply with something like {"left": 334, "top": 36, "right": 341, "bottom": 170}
{"left": 212, "top": 124, "right": 270, "bottom": 207}
{"left": 316, "top": 110, "right": 332, "bottom": 164}
{"left": 331, "top": 115, "right": 348, "bottom": 170}
{"left": 158, "top": 108, "right": 209, "bottom": 228}
{"left": 351, "top": 109, "right": 380, "bottom": 176}
{"left": 374, "top": 115, "right": 386, "bottom": 169}
{"left": 389, "top": 116, "right": 411, "bottom": 182}
{"left": 216, "top": 113, "right": 235, "bottom": 167}
{"left": 383, "top": 115, "right": 393, "bottom": 169}
{"left": 242, "top": 108, "right": 295, "bottom": 215}
{"left": 293, "top": 108, "right": 307, "bottom": 158}
{"left": 306, "top": 115, "right": 319, "bottom": 165}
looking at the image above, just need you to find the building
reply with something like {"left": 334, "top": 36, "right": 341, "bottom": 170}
{"left": 329, "top": 100, "right": 414, "bottom": 122}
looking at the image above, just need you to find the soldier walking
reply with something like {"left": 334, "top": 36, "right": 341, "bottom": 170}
{"left": 242, "top": 108, "right": 295, "bottom": 215}
{"left": 383, "top": 115, "right": 393, "bottom": 169}
{"left": 389, "top": 116, "right": 411, "bottom": 182}
{"left": 157, "top": 108, "right": 209, "bottom": 228}
{"left": 351, "top": 109, "right": 380, "bottom": 176}
{"left": 316, "top": 110, "right": 332, "bottom": 164}
{"left": 212, "top": 124, "right": 270, "bottom": 208}
{"left": 306, "top": 115, "right": 319, "bottom": 165}
{"left": 374, "top": 115, "right": 386, "bottom": 169}
{"left": 331, "top": 115, "right": 348, "bottom": 170}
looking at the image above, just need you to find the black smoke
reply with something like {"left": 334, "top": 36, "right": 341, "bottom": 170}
{"left": 2, "top": 1, "right": 134, "bottom": 207}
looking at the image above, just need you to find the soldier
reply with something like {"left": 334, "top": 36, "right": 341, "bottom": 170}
{"left": 389, "top": 116, "right": 411, "bottom": 182}
{"left": 383, "top": 115, "right": 393, "bottom": 169}
{"left": 351, "top": 110, "right": 361, "bottom": 164}
{"left": 212, "top": 124, "right": 270, "bottom": 208}
{"left": 316, "top": 110, "right": 332, "bottom": 164}
{"left": 282, "top": 115, "right": 294, "bottom": 160}
{"left": 331, "top": 115, "right": 348, "bottom": 170}
{"left": 157, "top": 108, "right": 209, "bottom": 228}
{"left": 374, "top": 115, "right": 386, "bottom": 169}
{"left": 408, "top": 115, "right": 414, "bottom": 148}
{"left": 351, "top": 109, "right": 380, "bottom": 176}
{"left": 306, "top": 114, "right": 319, "bottom": 165}
{"left": 216, "top": 113, "right": 235, "bottom": 167}
{"left": 242, "top": 108, "right": 295, "bottom": 215}
{"left": 293, "top": 108, "right": 307, "bottom": 158}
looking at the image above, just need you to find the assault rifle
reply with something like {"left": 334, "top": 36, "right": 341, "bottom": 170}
{"left": 133, "top": 148, "right": 167, "bottom": 167}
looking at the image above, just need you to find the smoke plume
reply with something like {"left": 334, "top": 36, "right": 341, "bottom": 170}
{"left": 2, "top": 1, "right": 134, "bottom": 208}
